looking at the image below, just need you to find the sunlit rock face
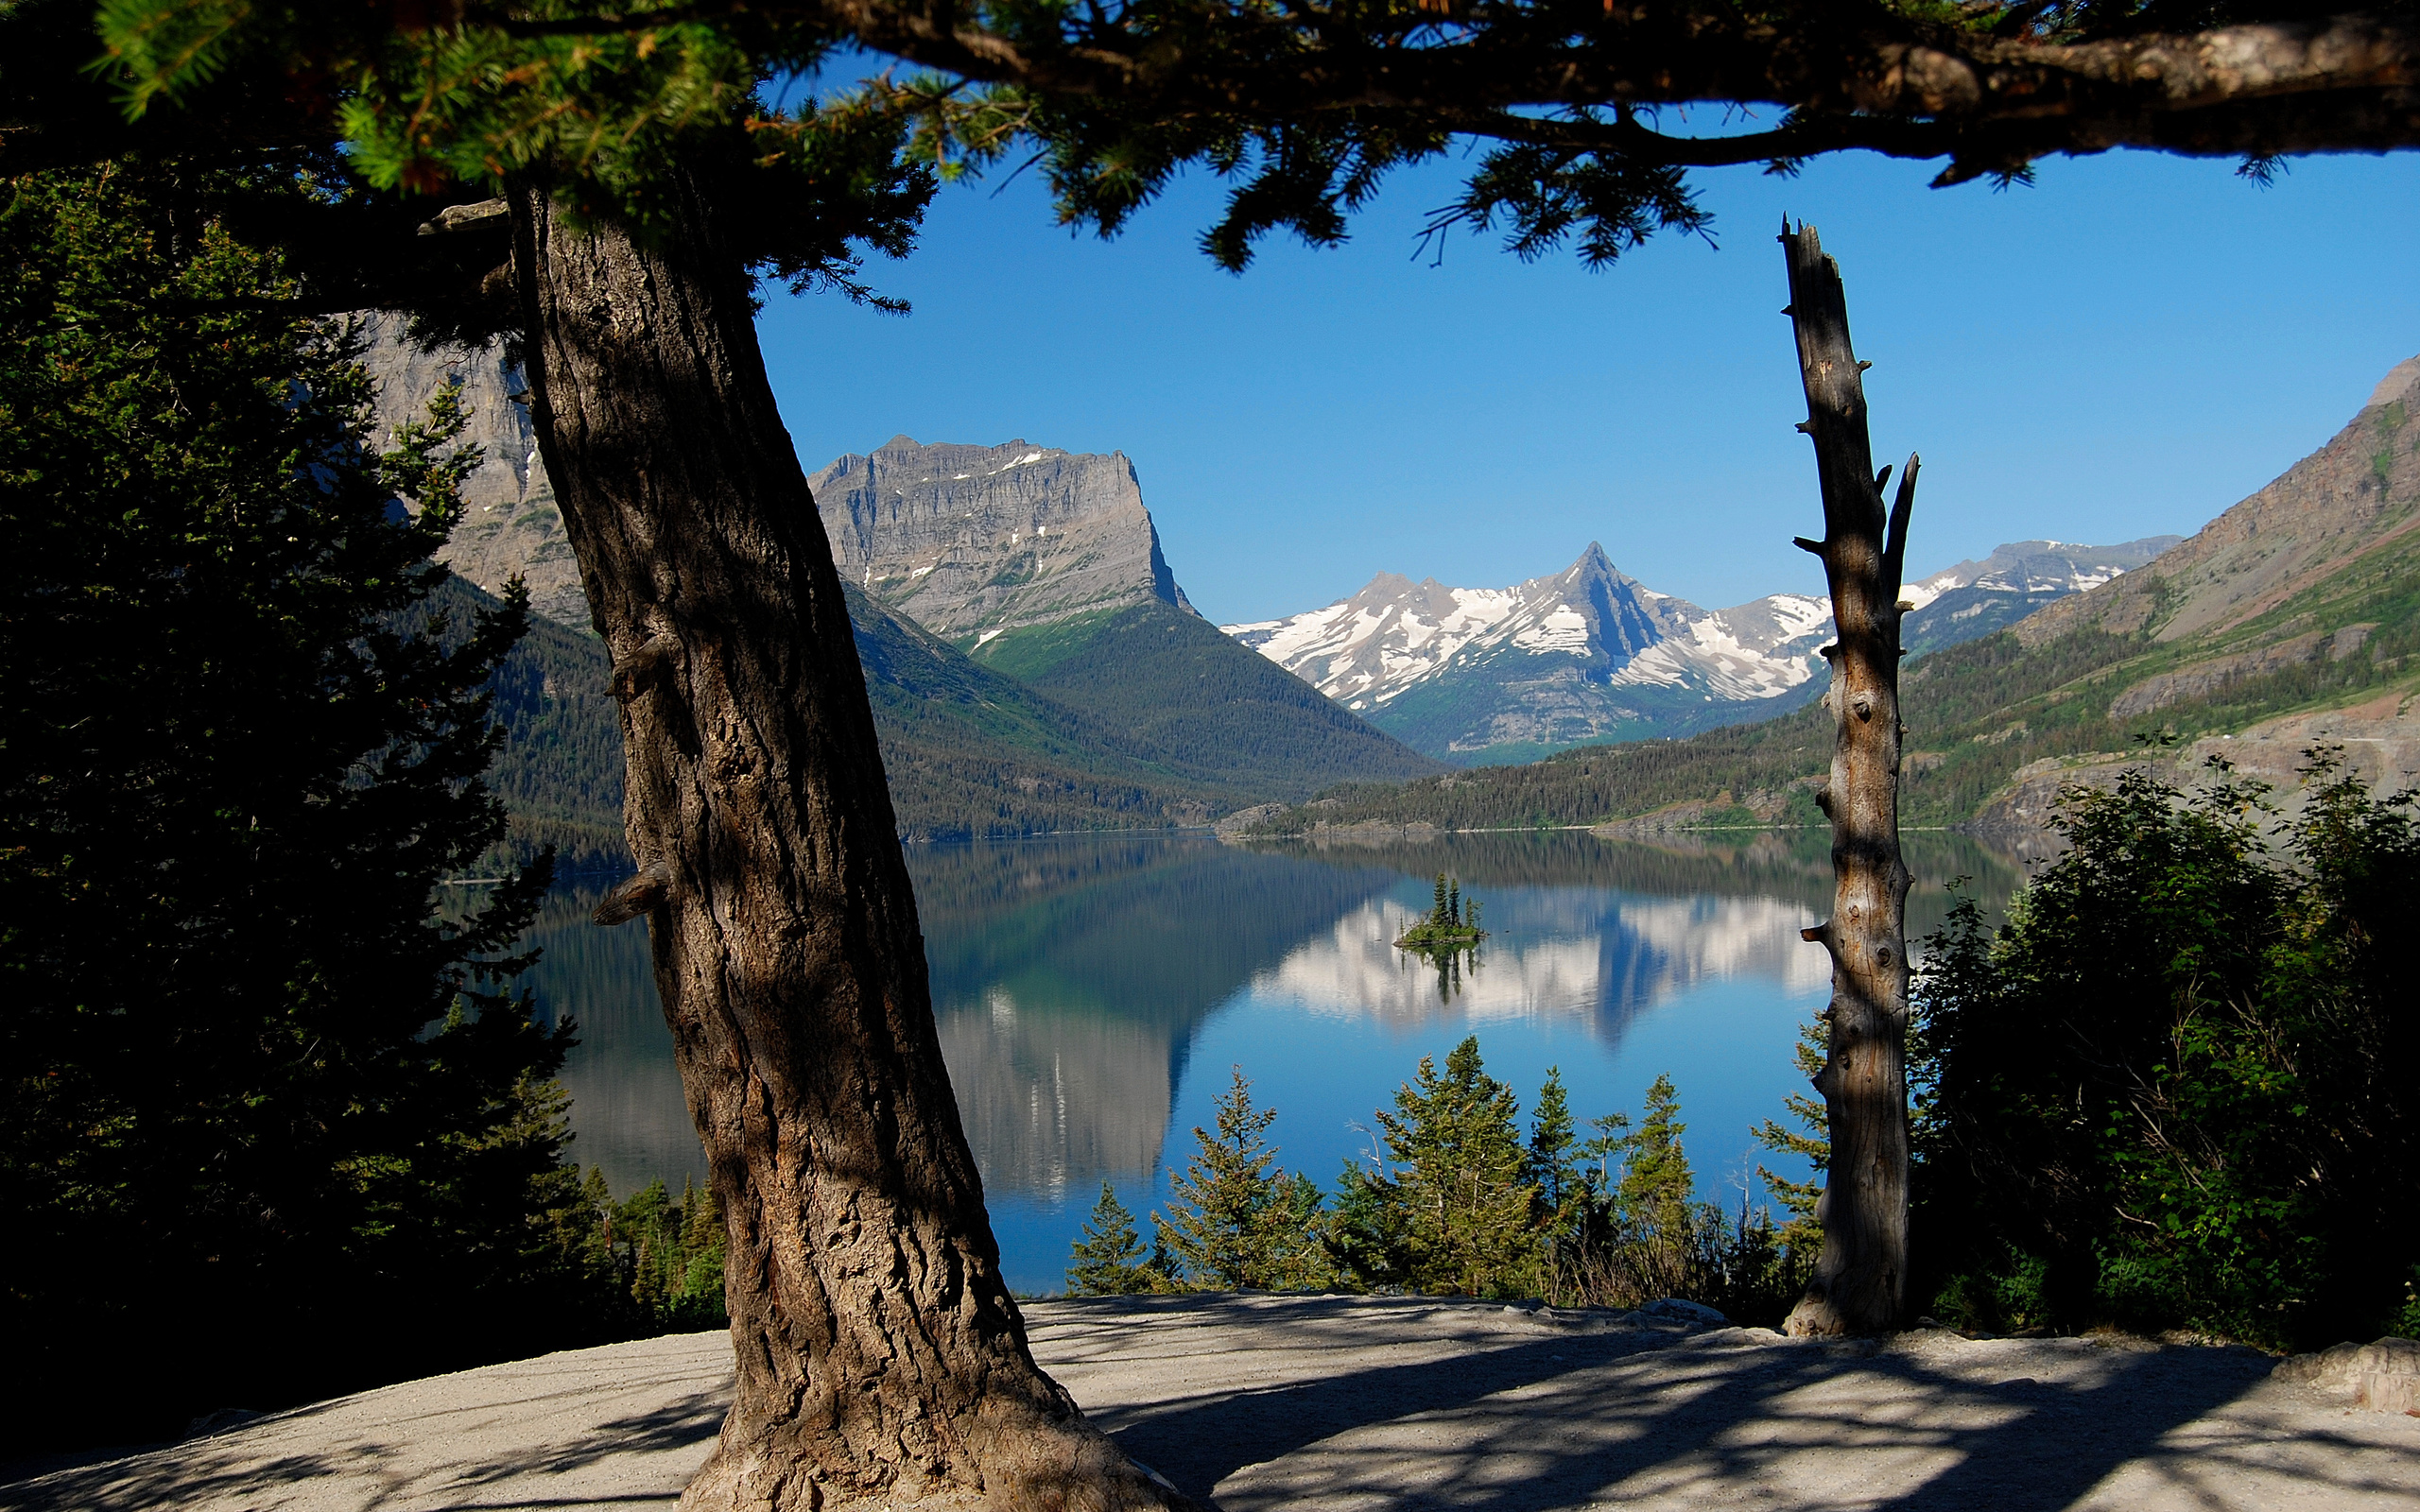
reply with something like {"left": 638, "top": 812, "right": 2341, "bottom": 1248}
{"left": 1224, "top": 536, "right": 2174, "bottom": 761}
{"left": 807, "top": 437, "right": 1195, "bottom": 645}
{"left": 1248, "top": 889, "right": 1827, "bottom": 1032}
{"left": 356, "top": 314, "right": 589, "bottom": 627}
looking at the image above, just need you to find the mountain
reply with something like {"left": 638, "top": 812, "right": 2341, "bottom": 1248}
{"left": 1899, "top": 537, "right": 2180, "bottom": 657}
{"left": 1237, "top": 355, "right": 2420, "bottom": 838}
{"left": 807, "top": 437, "right": 1194, "bottom": 644}
{"left": 478, "top": 571, "right": 1335, "bottom": 862}
{"left": 358, "top": 332, "right": 1438, "bottom": 842}
{"left": 804, "top": 436, "right": 1441, "bottom": 794}
{"left": 1226, "top": 535, "right": 2173, "bottom": 763}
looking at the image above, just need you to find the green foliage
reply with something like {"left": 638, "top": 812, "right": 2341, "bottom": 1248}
{"left": 1912, "top": 754, "right": 2420, "bottom": 1348}
{"left": 1065, "top": 1182, "right": 1162, "bottom": 1296}
{"left": 1547, "top": 1073, "right": 1811, "bottom": 1324}
{"left": 608, "top": 1176, "right": 731, "bottom": 1331}
{"left": 1154, "top": 1068, "right": 1327, "bottom": 1290}
{"left": 1616, "top": 1075, "right": 1694, "bottom": 1238}
{"left": 1752, "top": 1021, "right": 1829, "bottom": 1259}
{"left": 0, "top": 160, "right": 590, "bottom": 1444}
{"left": 1358, "top": 1037, "right": 1541, "bottom": 1297}
{"left": 1397, "top": 872, "right": 1487, "bottom": 951}
{"left": 90, "top": 0, "right": 935, "bottom": 306}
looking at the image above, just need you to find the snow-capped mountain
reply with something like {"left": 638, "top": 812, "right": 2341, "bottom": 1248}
{"left": 1899, "top": 537, "right": 2180, "bottom": 655}
{"left": 1225, "top": 536, "right": 2178, "bottom": 761}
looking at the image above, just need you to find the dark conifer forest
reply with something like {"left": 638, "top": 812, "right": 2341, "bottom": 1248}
{"left": 0, "top": 163, "right": 720, "bottom": 1452}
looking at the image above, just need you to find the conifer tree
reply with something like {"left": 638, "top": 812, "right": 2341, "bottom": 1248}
{"left": 1618, "top": 1075, "right": 1697, "bottom": 1238}
{"left": 0, "top": 158, "right": 567, "bottom": 1442}
{"left": 1754, "top": 1024, "right": 1832, "bottom": 1260}
{"left": 1066, "top": 1183, "right": 1157, "bottom": 1297}
{"left": 1375, "top": 1037, "right": 1540, "bottom": 1297}
{"left": 1157, "top": 1068, "right": 1285, "bottom": 1289}
{"left": 1526, "top": 1067, "right": 1583, "bottom": 1233}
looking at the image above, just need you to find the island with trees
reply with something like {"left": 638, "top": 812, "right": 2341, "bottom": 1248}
{"left": 1395, "top": 873, "right": 1488, "bottom": 954}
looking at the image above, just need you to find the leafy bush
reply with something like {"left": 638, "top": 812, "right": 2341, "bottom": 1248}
{"left": 1911, "top": 753, "right": 2420, "bottom": 1348}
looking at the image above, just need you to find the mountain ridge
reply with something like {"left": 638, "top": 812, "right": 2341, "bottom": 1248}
{"left": 1226, "top": 534, "right": 2174, "bottom": 762}
{"left": 1236, "top": 355, "right": 2420, "bottom": 839}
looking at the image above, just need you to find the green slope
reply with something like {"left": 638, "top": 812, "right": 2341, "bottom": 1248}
{"left": 1245, "top": 385, "right": 2420, "bottom": 838}
{"left": 475, "top": 581, "right": 1434, "bottom": 865}
{"left": 970, "top": 597, "right": 1443, "bottom": 798}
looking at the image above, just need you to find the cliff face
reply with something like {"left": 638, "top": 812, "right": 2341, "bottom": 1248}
{"left": 807, "top": 437, "right": 1195, "bottom": 644}
{"left": 356, "top": 314, "right": 589, "bottom": 628}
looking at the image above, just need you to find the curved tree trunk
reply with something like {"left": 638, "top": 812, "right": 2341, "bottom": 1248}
{"left": 506, "top": 175, "right": 1195, "bottom": 1512}
{"left": 1779, "top": 221, "right": 1915, "bottom": 1338}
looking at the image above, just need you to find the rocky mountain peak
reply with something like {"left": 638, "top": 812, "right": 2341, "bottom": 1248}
{"left": 1231, "top": 530, "right": 2178, "bottom": 760}
{"left": 807, "top": 437, "right": 1195, "bottom": 644}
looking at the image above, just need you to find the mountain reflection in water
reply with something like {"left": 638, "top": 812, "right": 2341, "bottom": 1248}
{"left": 527, "top": 828, "right": 2025, "bottom": 1292}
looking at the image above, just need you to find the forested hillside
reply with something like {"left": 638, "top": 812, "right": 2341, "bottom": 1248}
{"left": 1247, "top": 367, "right": 2420, "bottom": 837}
{"left": 972, "top": 597, "right": 1442, "bottom": 795}
{"left": 481, "top": 582, "right": 1438, "bottom": 865}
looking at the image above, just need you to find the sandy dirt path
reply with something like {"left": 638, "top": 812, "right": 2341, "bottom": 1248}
{"left": 7, "top": 1295, "right": 2415, "bottom": 1510}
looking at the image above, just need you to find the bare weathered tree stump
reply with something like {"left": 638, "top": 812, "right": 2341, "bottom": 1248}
{"left": 508, "top": 173, "right": 1198, "bottom": 1512}
{"left": 1779, "top": 221, "right": 1916, "bottom": 1338}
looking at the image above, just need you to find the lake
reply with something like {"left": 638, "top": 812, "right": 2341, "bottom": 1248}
{"left": 520, "top": 829, "right": 2028, "bottom": 1295}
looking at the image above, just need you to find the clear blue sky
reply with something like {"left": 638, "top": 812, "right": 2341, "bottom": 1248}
{"left": 755, "top": 144, "right": 2420, "bottom": 627}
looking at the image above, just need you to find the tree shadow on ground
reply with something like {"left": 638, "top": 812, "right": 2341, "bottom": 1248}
{"left": 1091, "top": 1317, "right": 2386, "bottom": 1512}
{"left": 0, "top": 1377, "right": 727, "bottom": 1512}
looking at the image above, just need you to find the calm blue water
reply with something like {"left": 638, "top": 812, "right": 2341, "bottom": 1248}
{"left": 523, "top": 830, "right": 2022, "bottom": 1295}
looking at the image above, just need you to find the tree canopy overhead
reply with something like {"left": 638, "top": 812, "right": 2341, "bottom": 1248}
{"left": 60, "top": 0, "right": 2420, "bottom": 278}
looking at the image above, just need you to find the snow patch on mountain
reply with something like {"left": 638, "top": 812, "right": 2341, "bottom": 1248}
{"left": 1225, "top": 534, "right": 2182, "bottom": 759}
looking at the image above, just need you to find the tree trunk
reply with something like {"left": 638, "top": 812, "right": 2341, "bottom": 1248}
{"left": 506, "top": 175, "right": 1197, "bottom": 1512}
{"left": 1778, "top": 221, "right": 1915, "bottom": 1337}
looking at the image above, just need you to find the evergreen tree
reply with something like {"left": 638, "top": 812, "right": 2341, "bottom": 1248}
{"left": 1156, "top": 1068, "right": 1285, "bottom": 1289}
{"left": 677, "top": 1179, "right": 730, "bottom": 1323}
{"left": 0, "top": 159, "right": 564, "bottom": 1443}
{"left": 1374, "top": 1037, "right": 1540, "bottom": 1297}
{"left": 1066, "top": 1183, "right": 1157, "bottom": 1297}
{"left": 1752, "top": 1024, "right": 1830, "bottom": 1261}
{"left": 1525, "top": 1067, "right": 1583, "bottom": 1233}
{"left": 1617, "top": 1074, "right": 1697, "bottom": 1237}
{"left": 1259, "top": 1171, "right": 1340, "bottom": 1294}
{"left": 1327, "top": 1157, "right": 1415, "bottom": 1291}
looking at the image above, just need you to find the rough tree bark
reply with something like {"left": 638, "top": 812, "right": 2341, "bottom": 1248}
{"left": 1779, "top": 221, "right": 1916, "bottom": 1338}
{"left": 506, "top": 175, "right": 1197, "bottom": 1512}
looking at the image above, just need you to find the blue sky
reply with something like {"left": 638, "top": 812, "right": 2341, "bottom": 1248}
{"left": 755, "top": 143, "right": 2420, "bottom": 627}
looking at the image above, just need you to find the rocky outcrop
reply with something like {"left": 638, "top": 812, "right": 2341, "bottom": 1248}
{"left": 356, "top": 314, "right": 589, "bottom": 628}
{"left": 1962, "top": 687, "right": 2420, "bottom": 844}
{"left": 2275, "top": 1336, "right": 2420, "bottom": 1412}
{"left": 807, "top": 437, "right": 1195, "bottom": 644}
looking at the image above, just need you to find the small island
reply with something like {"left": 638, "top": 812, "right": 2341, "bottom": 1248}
{"left": 1396, "top": 872, "right": 1486, "bottom": 952}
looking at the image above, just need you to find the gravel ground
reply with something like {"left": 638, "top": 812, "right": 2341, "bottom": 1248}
{"left": 6, "top": 1294, "right": 2415, "bottom": 1511}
